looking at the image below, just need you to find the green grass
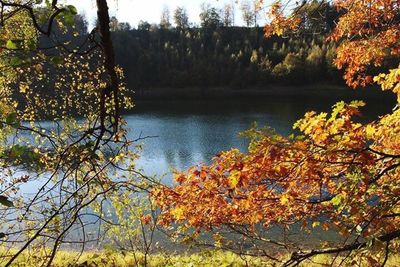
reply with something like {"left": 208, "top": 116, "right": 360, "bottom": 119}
{"left": 5, "top": 250, "right": 267, "bottom": 267}
{"left": 2, "top": 249, "right": 399, "bottom": 266}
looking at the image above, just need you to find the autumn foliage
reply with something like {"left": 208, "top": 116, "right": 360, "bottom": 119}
{"left": 153, "top": 0, "right": 400, "bottom": 265}
{"left": 153, "top": 101, "right": 400, "bottom": 260}
{"left": 265, "top": 0, "right": 400, "bottom": 93}
{"left": 154, "top": 100, "right": 398, "bottom": 228}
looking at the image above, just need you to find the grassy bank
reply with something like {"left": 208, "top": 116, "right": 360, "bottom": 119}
{"left": 6, "top": 249, "right": 400, "bottom": 266}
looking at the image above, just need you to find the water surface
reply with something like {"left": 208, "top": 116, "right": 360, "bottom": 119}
{"left": 126, "top": 93, "right": 395, "bottom": 182}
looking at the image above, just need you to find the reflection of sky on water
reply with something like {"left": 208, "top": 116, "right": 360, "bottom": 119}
{"left": 11, "top": 93, "right": 395, "bottom": 189}
{"left": 128, "top": 113, "right": 282, "bottom": 177}
{"left": 125, "top": 95, "right": 395, "bottom": 184}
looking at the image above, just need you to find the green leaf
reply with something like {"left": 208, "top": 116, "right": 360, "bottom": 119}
{"left": 9, "top": 55, "right": 30, "bottom": 67}
{"left": 48, "top": 56, "right": 63, "bottom": 66}
{"left": 10, "top": 56, "right": 22, "bottom": 67}
{"left": 27, "top": 39, "right": 37, "bottom": 50}
{"left": 0, "top": 196, "right": 13, "bottom": 207}
{"left": 27, "top": 151, "right": 39, "bottom": 161}
{"left": 6, "top": 112, "right": 17, "bottom": 125}
{"left": 64, "top": 14, "right": 75, "bottom": 25}
{"left": 11, "top": 145, "right": 26, "bottom": 158}
{"left": 62, "top": 6, "right": 77, "bottom": 26}
{"left": 6, "top": 40, "right": 17, "bottom": 49}
{"left": 6, "top": 112, "right": 19, "bottom": 128}
{"left": 67, "top": 5, "right": 78, "bottom": 15}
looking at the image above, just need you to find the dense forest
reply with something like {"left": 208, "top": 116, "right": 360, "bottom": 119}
{"left": 113, "top": 27, "right": 342, "bottom": 89}
{"left": 44, "top": 1, "right": 397, "bottom": 94}
{"left": 110, "top": 3, "right": 343, "bottom": 90}
{"left": 70, "top": 2, "right": 343, "bottom": 91}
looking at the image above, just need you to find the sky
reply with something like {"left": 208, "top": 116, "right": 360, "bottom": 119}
{"left": 65, "top": 0, "right": 254, "bottom": 28}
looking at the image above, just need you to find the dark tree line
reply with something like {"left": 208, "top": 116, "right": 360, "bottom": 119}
{"left": 59, "top": 2, "right": 350, "bottom": 94}
{"left": 107, "top": 1, "right": 345, "bottom": 92}
{"left": 111, "top": 26, "right": 342, "bottom": 90}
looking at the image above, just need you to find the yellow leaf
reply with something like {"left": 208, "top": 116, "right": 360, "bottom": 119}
{"left": 280, "top": 194, "right": 289, "bottom": 205}
{"left": 19, "top": 83, "right": 29, "bottom": 93}
{"left": 365, "top": 125, "right": 375, "bottom": 138}
{"left": 213, "top": 233, "right": 223, "bottom": 248}
{"left": 312, "top": 221, "right": 320, "bottom": 228}
{"left": 171, "top": 206, "right": 184, "bottom": 220}
{"left": 229, "top": 170, "right": 241, "bottom": 188}
{"left": 275, "top": 28, "right": 283, "bottom": 36}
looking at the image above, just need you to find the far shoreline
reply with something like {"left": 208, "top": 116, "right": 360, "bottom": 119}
{"left": 130, "top": 83, "right": 396, "bottom": 101}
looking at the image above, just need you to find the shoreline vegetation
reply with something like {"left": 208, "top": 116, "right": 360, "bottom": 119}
{"left": 130, "top": 83, "right": 396, "bottom": 101}
{"left": 9, "top": 249, "right": 400, "bottom": 267}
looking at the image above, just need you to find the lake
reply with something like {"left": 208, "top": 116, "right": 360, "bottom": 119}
{"left": 125, "top": 91, "right": 396, "bottom": 183}
{"left": 13, "top": 88, "right": 397, "bottom": 250}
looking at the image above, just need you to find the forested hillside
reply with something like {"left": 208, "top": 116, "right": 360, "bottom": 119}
{"left": 113, "top": 27, "right": 341, "bottom": 89}
{"left": 108, "top": 2, "right": 344, "bottom": 90}
{"left": 52, "top": 2, "right": 396, "bottom": 94}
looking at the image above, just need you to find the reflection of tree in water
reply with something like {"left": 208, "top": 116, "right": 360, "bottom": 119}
{"left": 130, "top": 96, "right": 394, "bottom": 178}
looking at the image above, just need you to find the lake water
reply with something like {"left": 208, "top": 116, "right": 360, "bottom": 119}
{"left": 13, "top": 89, "right": 397, "bottom": 250}
{"left": 125, "top": 92, "right": 396, "bottom": 183}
